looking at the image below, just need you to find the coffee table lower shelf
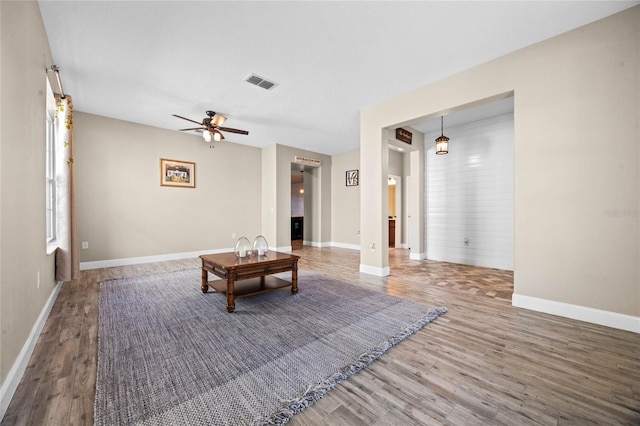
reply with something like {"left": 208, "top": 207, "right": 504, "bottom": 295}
{"left": 205, "top": 276, "right": 293, "bottom": 299}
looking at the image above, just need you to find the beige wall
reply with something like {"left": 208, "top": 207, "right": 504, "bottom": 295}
{"left": 261, "top": 145, "right": 277, "bottom": 248}
{"left": 0, "top": 0, "right": 56, "bottom": 388}
{"left": 303, "top": 165, "right": 318, "bottom": 243}
{"left": 74, "top": 112, "right": 262, "bottom": 262}
{"left": 74, "top": 116, "right": 333, "bottom": 260}
{"left": 331, "top": 147, "right": 412, "bottom": 248}
{"left": 361, "top": 7, "right": 639, "bottom": 317}
{"left": 360, "top": 127, "right": 390, "bottom": 274}
{"left": 331, "top": 149, "right": 360, "bottom": 246}
{"left": 388, "top": 149, "right": 403, "bottom": 176}
{"left": 408, "top": 132, "right": 425, "bottom": 258}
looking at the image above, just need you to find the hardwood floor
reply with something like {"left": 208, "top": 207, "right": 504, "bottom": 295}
{"left": 2, "top": 247, "right": 639, "bottom": 425}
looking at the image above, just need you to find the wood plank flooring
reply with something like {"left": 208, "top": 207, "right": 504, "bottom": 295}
{"left": 2, "top": 247, "right": 639, "bottom": 425}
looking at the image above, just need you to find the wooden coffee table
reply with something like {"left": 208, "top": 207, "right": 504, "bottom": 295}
{"left": 199, "top": 251, "right": 300, "bottom": 312}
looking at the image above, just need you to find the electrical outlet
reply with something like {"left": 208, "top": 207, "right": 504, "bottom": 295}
{"left": 82, "top": 241, "right": 89, "bottom": 249}
{"left": 231, "top": 233, "right": 236, "bottom": 239}
{"left": 369, "top": 242, "right": 376, "bottom": 250}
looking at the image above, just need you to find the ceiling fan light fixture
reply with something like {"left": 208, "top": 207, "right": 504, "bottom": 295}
{"left": 212, "top": 114, "right": 227, "bottom": 126}
{"left": 174, "top": 111, "right": 248, "bottom": 143}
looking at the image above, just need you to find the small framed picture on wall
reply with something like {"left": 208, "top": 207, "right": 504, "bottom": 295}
{"left": 346, "top": 169, "right": 359, "bottom": 186}
{"left": 160, "top": 158, "right": 195, "bottom": 188}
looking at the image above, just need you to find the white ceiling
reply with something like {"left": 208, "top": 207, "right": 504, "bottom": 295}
{"left": 38, "top": 1, "right": 638, "bottom": 156}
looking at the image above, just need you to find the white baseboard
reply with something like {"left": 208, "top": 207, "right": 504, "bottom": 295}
{"left": 512, "top": 293, "right": 640, "bottom": 334}
{"left": 359, "top": 264, "right": 390, "bottom": 277}
{"left": 80, "top": 248, "right": 233, "bottom": 270}
{"left": 275, "top": 246, "right": 292, "bottom": 253}
{"left": 80, "top": 244, "right": 386, "bottom": 274}
{"left": 410, "top": 252, "right": 425, "bottom": 260}
{"left": 81, "top": 243, "right": 365, "bottom": 270}
{"left": 0, "top": 281, "right": 63, "bottom": 420}
{"left": 330, "top": 242, "right": 360, "bottom": 251}
{"left": 304, "top": 240, "right": 332, "bottom": 248}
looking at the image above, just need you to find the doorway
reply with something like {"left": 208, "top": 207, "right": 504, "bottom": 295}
{"left": 388, "top": 174, "right": 402, "bottom": 248}
{"left": 291, "top": 166, "right": 305, "bottom": 250}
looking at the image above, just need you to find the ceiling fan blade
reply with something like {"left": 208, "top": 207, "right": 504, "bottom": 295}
{"left": 178, "top": 127, "right": 205, "bottom": 131}
{"left": 211, "top": 114, "right": 227, "bottom": 126}
{"left": 218, "top": 126, "right": 249, "bottom": 135}
{"left": 172, "top": 114, "right": 204, "bottom": 126}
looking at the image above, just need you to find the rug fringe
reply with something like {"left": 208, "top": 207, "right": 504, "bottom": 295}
{"left": 253, "top": 306, "right": 447, "bottom": 425}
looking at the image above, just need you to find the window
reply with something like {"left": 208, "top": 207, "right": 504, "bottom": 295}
{"left": 46, "top": 78, "right": 57, "bottom": 252}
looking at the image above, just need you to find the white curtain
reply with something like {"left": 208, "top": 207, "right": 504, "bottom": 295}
{"left": 54, "top": 95, "right": 79, "bottom": 282}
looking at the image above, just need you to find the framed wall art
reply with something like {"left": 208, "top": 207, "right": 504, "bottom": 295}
{"left": 346, "top": 169, "right": 359, "bottom": 186}
{"left": 160, "top": 158, "right": 195, "bottom": 188}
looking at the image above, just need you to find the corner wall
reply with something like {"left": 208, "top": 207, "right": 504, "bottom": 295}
{"left": 361, "top": 7, "right": 639, "bottom": 326}
{"left": 0, "top": 0, "right": 57, "bottom": 407}
{"left": 74, "top": 112, "right": 262, "bottom": 263}
{"left": 331, "top": 149, "right": 360, "bottom": 248}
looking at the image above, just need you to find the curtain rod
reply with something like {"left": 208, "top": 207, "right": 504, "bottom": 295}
{"left": 47, "top": 65, "right": 66, "bottom": 99}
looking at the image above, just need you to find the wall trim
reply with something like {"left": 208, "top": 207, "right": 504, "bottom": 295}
{"left": 304, "top": 240, "right": 332, "bottom": 248}
{"left": 81, "top": 243, "right": 363, "bottom": 272}
{"left": 410, "top": 252, "right": 426, "bottom": 260}
{"left": 330, "top": 242, "right": 360, "bottom": 251}
{"left": 359, "top": 264, "right": 390, "bottom": 277}
{"left": 1, "top": 281, "right": 63, "bottom": 420}
{"left": 79, "top": 248, "right": 231, "bottom": 270}
{"left": 512, "top": 293, "right": 640, "bottom": 334}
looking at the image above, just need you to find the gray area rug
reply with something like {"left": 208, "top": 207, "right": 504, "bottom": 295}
{"left": 95, "top": 269, "right": 446, "bottom": 425}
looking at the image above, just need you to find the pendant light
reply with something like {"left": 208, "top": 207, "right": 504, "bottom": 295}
{"left": 435, "top": 116, "right": 449, "bottom": 155}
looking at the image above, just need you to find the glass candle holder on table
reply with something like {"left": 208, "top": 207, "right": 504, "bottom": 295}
{"left": 234, "top": 237, "right": 252, "bottom": 258}
{"left": 252, "top": 235, "right": 269, "bottom": 257}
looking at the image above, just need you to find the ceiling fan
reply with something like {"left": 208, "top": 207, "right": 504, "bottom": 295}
{"left": 173, "top": 110, "right": 249, "bottom": 143}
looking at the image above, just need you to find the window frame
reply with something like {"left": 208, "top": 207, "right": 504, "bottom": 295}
{"left": 46, "top": 78, "right": 58, "bottom": 254}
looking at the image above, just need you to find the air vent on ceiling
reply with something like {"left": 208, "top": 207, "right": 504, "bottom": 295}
{"left": 245, "top": 73, "right": 277, "bottom": 90}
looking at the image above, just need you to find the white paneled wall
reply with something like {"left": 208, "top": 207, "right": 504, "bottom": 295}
{"left": 425, "top": 113, "right": 514, "bottom": 270}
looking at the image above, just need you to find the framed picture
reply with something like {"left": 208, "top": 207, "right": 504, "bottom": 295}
{"left": 160, "top": 158, "right": 195, "bottom": 188}
{"left": 346, "top": 169, "right": 359, "bottom": 186}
